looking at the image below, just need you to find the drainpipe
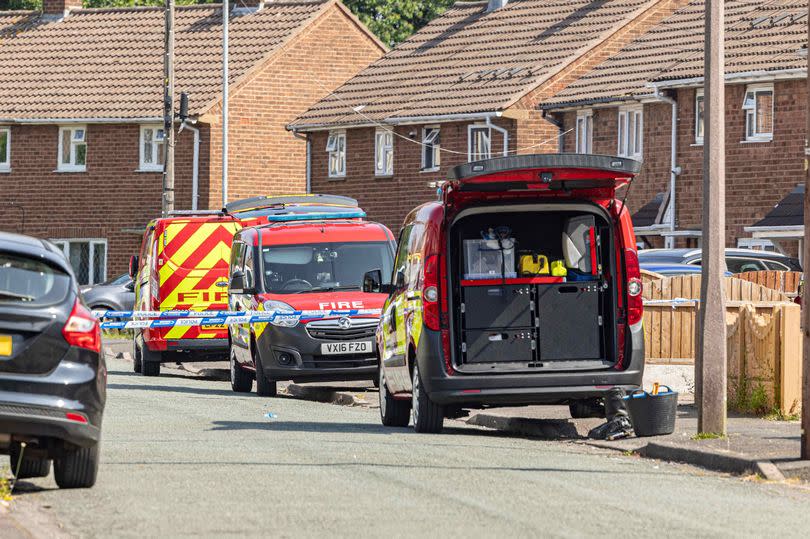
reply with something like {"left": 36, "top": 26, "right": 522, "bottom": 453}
{"left": 180, "top": 120, "right": 200, "bottom": 211}
{"left": 292, "top": 130, "right": 311, "bottom": 193}
{"left": 485, "top": 117, "right": 509, "bottom": 156}
{"left": 542, "top": 109, "right": 565, "bottom": 152}
{"left": 653, "top": 86, "right": 679, "bottom": 249}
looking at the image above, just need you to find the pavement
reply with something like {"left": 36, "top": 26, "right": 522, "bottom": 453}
{"left": 4, "top": 355, "right": 810, "bottom": 538}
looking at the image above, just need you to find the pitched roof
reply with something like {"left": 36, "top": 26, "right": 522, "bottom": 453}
{"left": 546, "top": 0, "right": 808, "bottom": 108}
{"left": 749, "top": 184, "right": 804, "bottom": 229}
{"left": 0, "top": 1, "right": 365, "bottom": 121}
{"left": 290, "top": 0, "right": 660, "bottom": 130}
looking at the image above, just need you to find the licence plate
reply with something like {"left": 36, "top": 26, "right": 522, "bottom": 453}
{"left": 0, "top": 335, "right": 11, "bottom": 357}
{"left": 321, "top": 341, "right": 372, "bottom": 355}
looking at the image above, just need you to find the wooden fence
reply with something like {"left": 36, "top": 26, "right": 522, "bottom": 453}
{"left": 643, "top": 274, "right": 792, "bottom": 302}
{"left": 737, "top": 270, "right": 801, "bottom": 298}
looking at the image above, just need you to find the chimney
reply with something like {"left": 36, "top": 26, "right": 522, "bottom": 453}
{"left": 487, "top": 0, "right": 508, "bottom": 12}
{"left": 42, "top": 0, "right": 83, "bottom": 17}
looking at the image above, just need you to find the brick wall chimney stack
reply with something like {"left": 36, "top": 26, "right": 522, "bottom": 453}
{"left": 43, "top": 0, "right": 83, "bottom": 16}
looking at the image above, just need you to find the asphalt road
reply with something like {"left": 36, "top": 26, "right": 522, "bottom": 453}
{"left": 6, "top": 358, "right": 810, "bottom": 538}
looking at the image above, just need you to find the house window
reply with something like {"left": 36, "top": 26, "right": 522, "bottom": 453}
{"left": 695, "top": 89, "right": 704, "bottom": 144}
{"left": 0, "top": 127, "right": 9, "bottom": 171}
{"left": 58, "top": 126, "right": 87, "bottom": 171}
{"left": 743, "top": 84, "right": 773, "bottom": 141}
{"left": 421, "top": 127, "right": 440, "bottom": 171}
{"left": 51, "top": 239, "right": 107, "bottom": 286}
{"left": 374, "top": 129, "right": 394, "bottom": 176}
{"left": 617, "top": 105, "right": 643, "bottom": 160}
{"left": 326, "top": 131, "right": 346, "bottom": 178}
{"left": 140, "top": 125, "right": 166, "bottom": 171}
{"left": 468, "top": 126, "right": 491, "bottom": 161}
{"left": 575, "top": 110, "right": 593, "bottom": 154}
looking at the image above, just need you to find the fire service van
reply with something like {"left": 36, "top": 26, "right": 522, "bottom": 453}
{"left": 365, "top": 154, "right": 645, "bottom": 433}
{"left": 227, "top": 219, "right": 395, "bottom": 396}
{"left": 130, "top": 195, "right": 362, "bottom": 377}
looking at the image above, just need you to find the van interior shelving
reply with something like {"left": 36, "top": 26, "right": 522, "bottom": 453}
{"left": 448, "top": 204, "right": 618, "bottom": 374}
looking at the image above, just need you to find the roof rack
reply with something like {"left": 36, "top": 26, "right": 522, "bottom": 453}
{"left": 166, "top": 209, "right": 225, "bottom": 217}
{"left": 448, "top": 153, "right": 642, "bottom": 181}
{"left": 224, "top": 194, "right": 358, "bottom": 214}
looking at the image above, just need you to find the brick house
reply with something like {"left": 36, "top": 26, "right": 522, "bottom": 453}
{"left": 542, "top": 0, "right": 807, "bottom": 255}
{"left": 288, "top": 0, "right": 689, "bottom": 235}
{"left": 0, "top": 0, "right": 385, "bottom": 283}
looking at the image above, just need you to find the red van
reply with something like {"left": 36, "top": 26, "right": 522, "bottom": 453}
{"left": 364, "top": 154, "right": 645, "bottom": 433}
{"left": 227, "top": 219, "right": 395, "bottom": 396}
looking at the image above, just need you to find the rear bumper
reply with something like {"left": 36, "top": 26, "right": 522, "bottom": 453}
{"left": 144, "top": 338, "right": 229, "bottom": 361}
{"left": 0, "top": 348, "right": 105, "bottom": 448}
{"left": 416, "top": 323, "right": 644, "bottom": 406}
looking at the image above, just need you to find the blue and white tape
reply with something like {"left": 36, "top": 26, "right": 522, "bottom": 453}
{"left": 97, "top": 309, "right": 382, "bottom": 329}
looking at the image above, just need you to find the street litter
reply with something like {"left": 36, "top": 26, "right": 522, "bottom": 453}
{"left": 264, "top": 412, "right": 277, "bottom": 420}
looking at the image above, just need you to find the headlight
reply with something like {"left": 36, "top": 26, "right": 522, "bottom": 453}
{"left": 263, "top": 300, "right": 299, "bottom": 327}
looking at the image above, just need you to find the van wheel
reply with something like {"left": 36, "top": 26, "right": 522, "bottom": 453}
{"left": 10, "top": 445, "right": 50, "bottom": 479}
{"left": 132, "top": 337, "right": 142, "bottom": 374}
{"left": 412, "top": 363, "right": 444, "bottom": 433}
{"left": 54, "top": 444, "right": 100, "bottom": 489}
{"left": 141, "top": 345, "right": 161, "bottom": 377}
{"left": 255, "top": 354, "right": 277, "bottom": 397}
{"left": 230, "top": 347, "right": 253, "bottom": 393}
{"left": 379, "top": 367, "right": 410, "bottom": 427}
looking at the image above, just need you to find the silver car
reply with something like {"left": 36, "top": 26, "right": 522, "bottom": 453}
{"left": 81, "top": 274, "right": 135, "bottom": 312}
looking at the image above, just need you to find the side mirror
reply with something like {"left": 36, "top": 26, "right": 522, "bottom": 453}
{"left": 129, "top": 255, "right": 139, "bottom": 278}
{"left": 124, "top": 280, "right": 135, "bottom": 292}
{"left": 229, "top": 270, "right": 246, "bottom": 293}
{"left": 363, "top": 270, "right": 382, "bottom": 293}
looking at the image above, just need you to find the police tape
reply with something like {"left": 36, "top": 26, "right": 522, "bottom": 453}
{"left": 96, "top": 309, "right": 382, "bottom": 330}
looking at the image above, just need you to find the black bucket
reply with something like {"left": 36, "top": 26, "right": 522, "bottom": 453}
{"left": 624, "top": 387, "right": 678, "bottom": 437}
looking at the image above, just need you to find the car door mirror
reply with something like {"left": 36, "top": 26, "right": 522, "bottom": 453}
{"left": 124, "top": 280, "right": 135, "bottom": 292}
{"left": 362, "top": 269, "right": 382, "bottom": 293}
{"left": 229, "top": 270, "right": 252, "bottom": 294}
{"left": 129, "top": 255, "right": 139, "bottom": 278}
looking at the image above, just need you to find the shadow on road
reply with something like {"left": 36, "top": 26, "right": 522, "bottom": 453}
{"left": 210, "top": 419, "right": 396, "bottom": 434}
{"left": 107, "top": 369, "right": 203, "bottom": 381}
{"left": 107, "top": 383, "right": 235, "bottom": 397}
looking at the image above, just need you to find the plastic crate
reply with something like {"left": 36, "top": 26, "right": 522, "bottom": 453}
{"left": 463, "top": 238, "right": 515, "bottom": 280}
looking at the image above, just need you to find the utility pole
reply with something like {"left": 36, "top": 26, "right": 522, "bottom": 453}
{"left": 162, "top": 0, "right": 175, "bottom": 216}
{"left": 222, "top": 0, "right": 229, "bottom": 208}
{"left": 696, "top": 0, "right": 727, "bottom": 435}
{"left": 801, "top": 0, "right": 810, "bottom": 460}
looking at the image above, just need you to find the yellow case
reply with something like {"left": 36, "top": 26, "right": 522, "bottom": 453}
{"left": 550, "top": 260, "right": 568, "bottom": 277}
{"left": 519, "top": 254, "right": 549, "bottom": 275}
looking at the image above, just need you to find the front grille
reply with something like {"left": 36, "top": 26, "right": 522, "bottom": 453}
{"left": 306, "top": 318, "right": 378, "bottom": 341}
{"left": 0, "top": 402, "right": 65, "bottom": 419}
{"left": 308, "top": 354, "right": 377, "bottom": 369}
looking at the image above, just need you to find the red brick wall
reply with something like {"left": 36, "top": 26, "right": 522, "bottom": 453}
{"left": 308, "top": 119, "right": 515, "bottom": 233}
{"left": 204, "top": 5, "right": 385, "bottom": 209}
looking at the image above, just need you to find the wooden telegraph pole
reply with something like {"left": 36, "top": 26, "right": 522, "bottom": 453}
{"left": 801, "top": 0, "right": 810, "bottom": 460}
{"left": 696, "top": 0, "right": 727, "bottom": 435}
{"left": 162, "top": 0, "right": 175, "bottom": 216}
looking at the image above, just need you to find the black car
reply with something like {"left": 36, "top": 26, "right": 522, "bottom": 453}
{"left": 0, "top": 232, "right": 106, "bottom": 489}
{"left": 81, "top": 273, "right": 135, "bottom": 312}
{"left": 637, "top": 248, "right": 802, "bottom": 273}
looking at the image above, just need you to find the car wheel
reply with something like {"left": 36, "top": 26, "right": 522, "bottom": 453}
{"left": 133, "top": 336, "right": 143, "bottom": 374}
{"left": 411, "top": 362, "right": 444, "bottom": 433}
{"left": 54, "top": 443, "right": 99, "bottom": 489}
{"left": 140, "top": 342, "right": 161, "bottom": 377}
{"left": 379, "top": 367, "right": 410, "bottom": 427}
{"left": 9, "top": 445, "right": 50, "bottom": 479}
{"left": 254, "top": 351, "right": 277, "bottom": 397}
{"left": 230, "top": 346, "right": 253, "bottom": 393}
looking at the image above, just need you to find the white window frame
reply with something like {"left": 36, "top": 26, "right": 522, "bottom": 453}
{"left": 139, "top": 125, "right": 166, "bottom": 172}
{"left": 575, "top": 110, "right": 593, "bottom": 154}
{"left": 421, "top": 126, "right": 441, "bottom": 172}
{"left": 50, "top": 238, "right": 107, "bottom": 285}
{"left": 0, "top": 127, "right": 10, "bottom": 172}
{"left": 57, "top": 125, "right": 87, "bottom": 172}
{"left": 617, "top": 105, "right": 643, "bottom": 160}
{"left": 374, "top": 128, "right": 394, "bottom": 176}
{"left": 742, "top": 83, "right": 774, "bottom": 142}
{"left": 326, "top": 131, "right": 346, "bottom": 178}
{"left": 468, "top": 126, "right": 491, "bottom": 162}
{"left": 694, "top": 88, "right": 705, "bottom": 145}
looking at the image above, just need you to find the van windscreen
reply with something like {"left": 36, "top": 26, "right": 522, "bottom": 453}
{"left": 261, "top": 241, "right": 393, "bottom": 294}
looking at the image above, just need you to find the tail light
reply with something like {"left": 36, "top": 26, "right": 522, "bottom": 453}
{"left": 63, "top": 299, "right": 101, "bottom": 353}
{"left": 625, "top": 248, "right": 643, "bottom": 326}
{"left": 423, "top": 254, "right": 440, "bottom": 331}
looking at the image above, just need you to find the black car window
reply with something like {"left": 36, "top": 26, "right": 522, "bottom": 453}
{"left": 0, "top": 254, "right": 71, "bottom": 306}
{"left": 763, "top": 260, "right": 790, "bottom": 271}
{"left": 725, "top": 257, "right": 763, "bottom": 273}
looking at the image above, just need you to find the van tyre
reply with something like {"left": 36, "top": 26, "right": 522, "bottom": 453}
{"left": 140, "top": 343, "right": 161, "bottom": 377}
{"left": 10, "top": 445, "right": 50, "bottom": 479}
{"left": 230, "top": 348, "right": 253, "bottom": 393}
{"left": 379, "top": 367, "right": 410, "bottom": 427}
{"left": 255, "top": 355, "right": 277, "bottom": 397}
{"left": 132, "top": 337, "right": 143, "bottom": 374}
{"left": 411, "top": 363, "right": 444, "bottom": 433}
{"left": 54, "top": 443, "right": 99, "bottom": 489}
